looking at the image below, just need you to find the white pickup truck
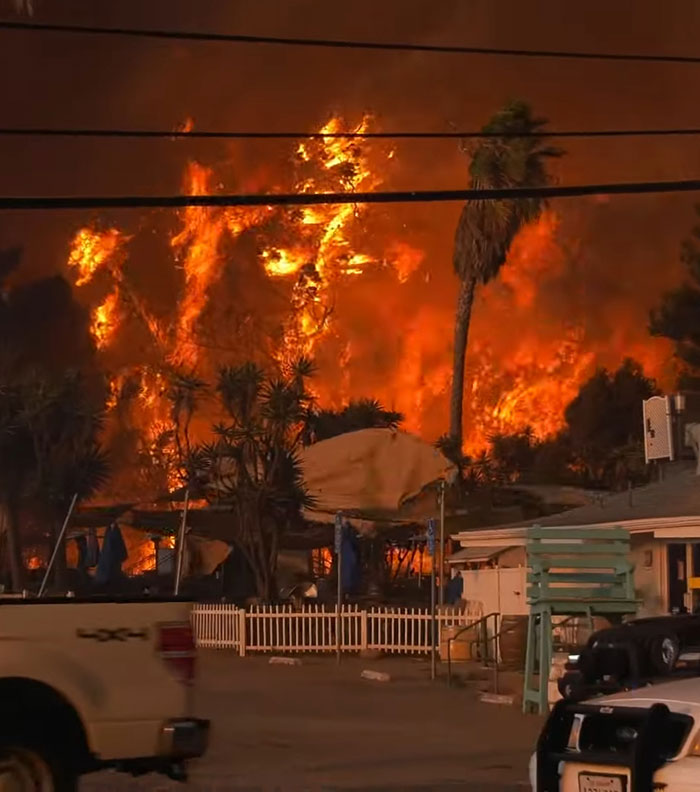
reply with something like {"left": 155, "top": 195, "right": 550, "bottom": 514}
{"left": 0, "top": 596, "right": 208, "bottom": 791}
{"left": 530, "top": 675, "right": 700, "bottom": 791}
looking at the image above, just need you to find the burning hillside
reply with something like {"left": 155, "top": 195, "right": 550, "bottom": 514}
{"left": 65, "top": 115, "right": 675, "bottom": 487}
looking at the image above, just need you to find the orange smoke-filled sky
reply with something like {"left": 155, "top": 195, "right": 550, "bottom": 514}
{"left": 0, "top": 0, "right": 698, "bottom": 455}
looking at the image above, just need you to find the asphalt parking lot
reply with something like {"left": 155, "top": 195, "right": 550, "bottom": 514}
{"left": 82, "top": 651, "right": 542, "bottom": 791}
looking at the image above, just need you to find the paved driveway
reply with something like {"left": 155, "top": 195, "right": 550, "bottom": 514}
{"left": 82, "top": 651, "right": 541, "bottom": 790}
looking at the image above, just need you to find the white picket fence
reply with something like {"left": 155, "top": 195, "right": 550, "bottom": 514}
{"left": 191, "top": 602, "right": 482, "bottom": 656}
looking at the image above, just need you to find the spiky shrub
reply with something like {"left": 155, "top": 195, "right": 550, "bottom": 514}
{"left": 187, "top": 358, "right": 315, "bottom": 600}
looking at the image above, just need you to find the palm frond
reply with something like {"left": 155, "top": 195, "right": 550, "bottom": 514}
{"left": 260, "top": 379, "right": 305, "bottom": 430}
{"left": 288, "top": 355, "right": 317, "bottom": 380}
{"left": 217, "top": 362, "right": 264, "bottom": 423}
{"left": 454, "top": 99, "right": 561, "bottom": 285}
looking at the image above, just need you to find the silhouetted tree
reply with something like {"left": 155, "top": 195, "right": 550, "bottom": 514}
{"left": 489, "top": 427, "right": 537, "bottom": 482}
{"left": 564, "top": 359, "right": 657, "bottom": 486}
{"left": 483, "top": 361, "right": 656, "bottom": 489}
{"left": 650, "top": 204, "right": 700, "bottom": 388}
{"left": 303, "top": 398, "right": 403, "bottom": 444}
{"left": 19, "top": 371, "right": 110, "bottom": 588}
{"left": 0, "top": 249, "right": 108, "bottom": 589}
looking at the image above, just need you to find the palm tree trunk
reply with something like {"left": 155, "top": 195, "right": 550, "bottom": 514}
{"left": 449, "top": 277, "right": 477, "bottom": 449}
{"left": 0, "top": 500, "right": 23, "bottom": 592}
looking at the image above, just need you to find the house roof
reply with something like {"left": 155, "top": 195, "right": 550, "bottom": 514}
{"left": 505, "top": 484, "right": 609, "bottom": 509}
{"left": 512, "top": 463, "right": 700, "bottom": 529}
{"left": 453, "top": 462, "right": 700, "bottom": 546}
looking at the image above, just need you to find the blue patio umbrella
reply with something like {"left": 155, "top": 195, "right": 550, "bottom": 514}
{"left": 339, "top": 521, "right": 360, "bottom": 595}
{"left": 95, "top": 523, "right": 127, "bottom": 585}
{"left": 85, "top": 527, "right": 100, "bottom": 567}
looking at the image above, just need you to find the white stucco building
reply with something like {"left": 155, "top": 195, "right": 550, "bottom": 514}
{"left": 450, "top": 463, "right": 700, "bottom": 618}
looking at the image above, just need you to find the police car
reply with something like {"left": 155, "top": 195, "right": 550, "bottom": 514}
{"left": 530, "top": 676, "right": 700, "bottom": 791}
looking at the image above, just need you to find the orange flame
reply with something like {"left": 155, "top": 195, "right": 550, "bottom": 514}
{"left": 63, "top": 114, "right": 678, "bottom": 493}
{"left": 68, "top": 226, "right": 125, "bottom": 286}
{"left": 170, "top": 160, "right": 269, "bottom": 366}
{"left": 68, "top": 225, "right": 130, "bottom": 350}
{"left": 170, "top": 161, "right": 226, "bottom": 367}
{"left": 91, "top": 289, "right": 121, "bottom": 349}
{"left": 265, "top": 115, "right": 396, "bottom": 366}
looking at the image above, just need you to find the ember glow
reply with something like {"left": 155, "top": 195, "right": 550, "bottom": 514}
{"left": 465, "top": 331, "right": 596, "bottom": 453}
{"left": 65, "top": 114, "right": 675, "bottom": 487}
{"left": 68, "top": 226, "right": 125, "bottom": 287}
{"left": 264, "top": 114, "right": 393, "bottom": 365}
{"left": 170, "top": 161, "right": 227, "bottom": 367}
{"left": 68, "top": 225, "right": 130, "bottom": 350}
{"left": 92, "top": 290, "right": 121, "bottom": 350}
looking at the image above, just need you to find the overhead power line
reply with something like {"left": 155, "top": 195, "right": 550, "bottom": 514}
{"left": 3, "top": 178, "right": 700, "bottom": 211}
{"left": 5, "top": 126, "right": 700, "bottom": 141}
{"left": 2, "top": 19, "right": 700, "bottom": 65}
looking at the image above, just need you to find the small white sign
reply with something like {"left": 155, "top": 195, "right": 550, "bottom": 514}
{"left": 642, "top": 395, "right": 674, "bottom": 462}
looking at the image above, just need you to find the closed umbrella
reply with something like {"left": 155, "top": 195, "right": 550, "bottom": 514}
{"left": 95, "top": 523, "right": 127, "bottom": 585}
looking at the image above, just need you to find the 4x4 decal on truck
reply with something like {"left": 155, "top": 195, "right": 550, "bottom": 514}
{"left": 76, "top": 628, "right": 149, "bottom": 642}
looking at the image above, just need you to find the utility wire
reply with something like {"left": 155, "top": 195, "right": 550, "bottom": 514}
{"left": 2, "top": 19, "right": 700, "bottom": 65}
{"left": 5, "top": 126, "right": 700, "bottom": 141}
{"left": 3, "top": 178, "right": 700, "bottom": 211}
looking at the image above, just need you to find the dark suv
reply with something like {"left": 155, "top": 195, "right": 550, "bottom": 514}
{"left": 558, "top": 614, "right": 700, "bottom": 699}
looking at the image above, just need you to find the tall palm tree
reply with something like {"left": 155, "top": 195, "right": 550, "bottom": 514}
{"left": 449, "top": 100, "right": 561, "bottom": 450}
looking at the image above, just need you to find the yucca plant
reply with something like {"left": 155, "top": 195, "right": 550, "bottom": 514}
{"left": 188, "top": 360, "right": 315, "bottom": 600}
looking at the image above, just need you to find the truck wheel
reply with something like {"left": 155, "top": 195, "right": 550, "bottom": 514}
{"left": 0, "top": 744, "right": 77, "bottom": 792}
{"left": 649, "top": 633, "right": 680, "bottom": 675}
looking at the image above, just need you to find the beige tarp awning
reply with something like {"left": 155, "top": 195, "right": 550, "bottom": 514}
{"left": 184, "top": 534, "right": 231, "bottom": 577}
{"left": 300, "top": 428, "right": 454, "bottom": 527}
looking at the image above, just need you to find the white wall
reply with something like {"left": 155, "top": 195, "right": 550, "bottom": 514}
{"left": 630, "top": 534, "right": 665, "bottom": 616}
{"left": 459, "top": 532, "right": 668, "bottom": 619}
{"left": 460, "top": 566, "right": 528, "bottom": 617}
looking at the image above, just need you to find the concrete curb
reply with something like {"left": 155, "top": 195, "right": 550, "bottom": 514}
{"left": 361, "top": 669, "right": 391, "bottom": 682}
{"left": 480, "top": 692, "right": 515, "bottom": 705}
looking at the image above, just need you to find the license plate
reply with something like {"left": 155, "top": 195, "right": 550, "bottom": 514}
{"left": 578, "top": 773, "right": 626, "bottom": 792}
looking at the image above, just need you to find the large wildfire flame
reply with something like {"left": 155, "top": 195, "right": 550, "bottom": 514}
{"left": 66, "top": 114, "right": 674, "bottom": 485}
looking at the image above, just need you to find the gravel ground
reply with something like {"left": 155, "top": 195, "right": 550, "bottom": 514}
{"left": 81, "top": 651, "right": 542, "bottom": 791}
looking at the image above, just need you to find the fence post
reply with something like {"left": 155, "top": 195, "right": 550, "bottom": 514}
{"left": 238, "top": 608, "right": 247, "bottom": 657}
{"left": 360, "top": 610, "right": 368, "bottom": 651}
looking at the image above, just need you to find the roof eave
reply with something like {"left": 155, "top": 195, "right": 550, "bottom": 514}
{"left": 452, "top": 515, "right": 700, "bottom": 546}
